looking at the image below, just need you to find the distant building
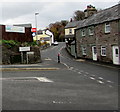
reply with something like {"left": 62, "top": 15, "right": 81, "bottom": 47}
{"left": 64, "top": 21, "right": 80, "bottom": 56}
{"left": 33, "top": 29, "right": 54, "bottom": 46}
{"left": 0, "top": 24, "right": 33, "bottom": 42}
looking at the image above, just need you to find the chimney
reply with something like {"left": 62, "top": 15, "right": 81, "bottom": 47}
{"left": 84, "top": 5, "right": 97, "bottom": 18}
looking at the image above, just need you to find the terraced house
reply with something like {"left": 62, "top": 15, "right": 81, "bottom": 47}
{"left": 75, "top": 4, "right": 120, "bottom": 65}
{"left": 65, "top": 21, "right": 80, "bottom": 56}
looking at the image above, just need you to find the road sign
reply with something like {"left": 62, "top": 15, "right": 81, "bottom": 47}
{"left": 19, "top": 47, "right": 30, "bottom": 52}
{"left": 27, "top": 52, "right": 34, "bottom": 55}
{"left": 32, "top": 33, "right": 36, "bottom": 37}
{"left": 31, "top": 28, "right": 36, "bottom": 32}
{"left": 6, "top": 25, "right": 25, "bottom": 33}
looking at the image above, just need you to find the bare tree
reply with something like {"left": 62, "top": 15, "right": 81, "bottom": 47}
{"left": 73, "top": 10, "right": 85, "bottom": 21}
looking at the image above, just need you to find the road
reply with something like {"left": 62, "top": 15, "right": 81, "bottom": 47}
{"left": 2, "top": 42, "right": 118, "bottom": 111}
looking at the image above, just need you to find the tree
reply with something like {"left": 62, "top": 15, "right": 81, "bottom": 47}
{"left": 48, "top": 20, "right": 68, "bottom": 42}
{"left": 73, "top": 10, "right": 85, "bottom": 21}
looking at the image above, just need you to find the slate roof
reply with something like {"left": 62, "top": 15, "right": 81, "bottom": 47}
{"left": 65, "top": 21, "right": 80, "bottom": 28}
{"left": 77, "top": 4, "right": 120, "bottom": 29}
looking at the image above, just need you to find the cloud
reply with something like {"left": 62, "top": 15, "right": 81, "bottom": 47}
{"left": 1, "top": 1, "right": 119, "bottom": 29}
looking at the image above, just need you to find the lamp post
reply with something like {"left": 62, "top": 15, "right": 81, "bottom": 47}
{"left": 35, "top": 12, "right": 39, "bottom": 44}
{"left": 35, "top": 12, "right": 41, "bottom": 62}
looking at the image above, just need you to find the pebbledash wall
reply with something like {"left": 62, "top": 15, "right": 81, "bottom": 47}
{"left": 75, "top": 4, "right": 120, "bottom": 65}
{"left": 0, "top": 24, "right": 33, "bottom": 42}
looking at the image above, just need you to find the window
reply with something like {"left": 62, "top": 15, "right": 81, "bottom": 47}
{"left": 89, "top": 27, "right": 94, "bottom": 35}
{"left": 105, "top": 22, "right": 110, "bottom": 33}
{"left": 69, "top": 29, "right": 72, "bottom": 34}
{"left": 101, "top": 46, "right": 106, "bottom": 56}
{"left": 82, "top": 29, "right": 86, "bottom": 36}
{"left": 93, "top": 46, "right": 97, "bottom": 54}
{"left": 82, "top": 47, "right": 87, "bottom": 55}
{"left": 115, "top": 48, "right": 118, "bottom": 57}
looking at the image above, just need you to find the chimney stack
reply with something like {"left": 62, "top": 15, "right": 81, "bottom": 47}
{"left": 84, "top": 5, "right": 97, "bottom": 18}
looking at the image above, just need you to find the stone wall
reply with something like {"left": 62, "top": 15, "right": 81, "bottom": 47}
{"left": 2, "top": 45, "right": 41, "bottom": 64}
{"left": 76, "top": 20, "right": 119, "bottom": 63}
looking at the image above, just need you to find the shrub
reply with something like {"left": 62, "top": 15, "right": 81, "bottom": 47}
{"left": 2, "top": 40, "right": 20, "bottom": 48}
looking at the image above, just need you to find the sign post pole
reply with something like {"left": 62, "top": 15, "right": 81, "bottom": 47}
{"left": 19, "top": 47, "right": 30, "bottom": 64}
{"left": 21, "top": 52, "right": 23, "bottom": 64}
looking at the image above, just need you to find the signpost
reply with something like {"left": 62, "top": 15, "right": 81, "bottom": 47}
{"left": 26, "top": 52, "right": 34, "bottom": 64}
{"left": 19, "top": 47, "right": 30, "bottom": 63}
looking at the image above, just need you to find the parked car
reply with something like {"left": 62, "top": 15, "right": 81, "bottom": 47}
{"left": 53, "top": 41, "right": 58, "bottom": 45}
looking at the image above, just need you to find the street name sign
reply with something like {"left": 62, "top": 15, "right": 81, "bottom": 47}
{"left": 19, "top": 47, "right": 30, "bottom": 52}
{"left": 27, "top": 52, "right": 34, "bottom": 55}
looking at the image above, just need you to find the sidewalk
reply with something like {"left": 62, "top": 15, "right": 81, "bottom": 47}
{"left": 60, "top": 47, "right": 119, "bottom": 70}
{"left": 0, "top": 57, "right": 66, "bottom": 71}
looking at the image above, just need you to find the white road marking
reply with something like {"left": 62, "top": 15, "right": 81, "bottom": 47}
{"left": 1, "top": 77, "right": 53, "bottom": 83}
{"left": 98, "top": 77, "right": 103, "bottom": 80}
{"left": 44, "top": 58, "right": 52, "bottom": 61}
{"left": 91, "top": 74, "right": 95, "bottom": 77}
{"left": 69, "top": 67, "right": 74, "bottom": 70}
{"left": 79, "top": 70, "right": 84, "bottom": 72}
{"left": 52, "top": 101, "right": 71, "bottom": 104}
{"left": 78, "top": 72, "right": 82, "bottom": 74}
{"left": 61, "top": 62, "right": 69, "bottom": 69}
{"left": 85, "top": 72, "right": 89, "bottom": 74}
{"left": 90, "top": 77, "right": 95, "bottom": 80}
{"left": 36, "top": 77, "right": 53, "bottom": 83}
{"left": 107, "top": 80, "right": 114, "bottom": 83}
{"left": 97, "top": 80, "right": 104, "bottom": 84}
{"left": 108, "top": 85, "right": 113, "bottom": 88}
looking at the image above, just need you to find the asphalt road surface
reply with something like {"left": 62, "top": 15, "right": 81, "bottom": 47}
{"left": 2, "top": 42, "right": 119, "bottom": 111}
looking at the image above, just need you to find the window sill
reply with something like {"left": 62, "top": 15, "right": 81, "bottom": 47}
{"left": 101, "top": 55, "right": 106, "bottom": 57}
{"left": 105, "top": 31, "right": 110, "bottom": 34}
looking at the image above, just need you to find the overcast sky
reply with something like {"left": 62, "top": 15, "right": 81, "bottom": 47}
{"left": 0, "top": 0, "right": 119, "bottom": 30}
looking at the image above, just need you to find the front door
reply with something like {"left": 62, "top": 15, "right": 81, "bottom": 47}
{"left": 112, "top": 46, "right": 120, "bottom": 65}
{"left": 92, "top": 46, "right": 97, "bottom": 61}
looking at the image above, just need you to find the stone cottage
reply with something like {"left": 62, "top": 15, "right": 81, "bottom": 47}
{"left": 75, "top": 4, "right": 120, "bottom": 65}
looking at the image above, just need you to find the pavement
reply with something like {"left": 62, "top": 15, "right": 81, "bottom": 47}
{"left": 0, "top": 55, "right": 67, "bottom": 71}
{"left": 0, "top": 47, "right": 119, "bottom": 71}
{"left": 60, "top": 47, "right": 120, "bottom": 70}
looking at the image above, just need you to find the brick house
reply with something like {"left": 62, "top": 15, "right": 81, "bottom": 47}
{"left": 75, "top": 4, "right": 120, "bottom": 65}
{"left": 0, "top": 24, "right": 33, "bottom": 42}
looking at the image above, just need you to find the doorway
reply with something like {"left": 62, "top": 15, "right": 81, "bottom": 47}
{"left": 112, "top": 46, "right": 120, "bottom": 65}
{"left": 92, "top": 46, "right": 97, "bottom": 61}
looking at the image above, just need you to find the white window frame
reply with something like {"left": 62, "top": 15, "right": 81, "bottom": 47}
{"left": 82, "top": 47, "right": 87, "bottom": 55}
{"left": 89, "top": 27, "right": 94, "bottom": 35}
{"left": 105, "top": 22, "right": 110, "bottom": 33}
{"left": 82, "top": 29, "right": 86, "bottom": 36}
{"left": 101, "top": 46, "right": 106, "bottom": 56}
